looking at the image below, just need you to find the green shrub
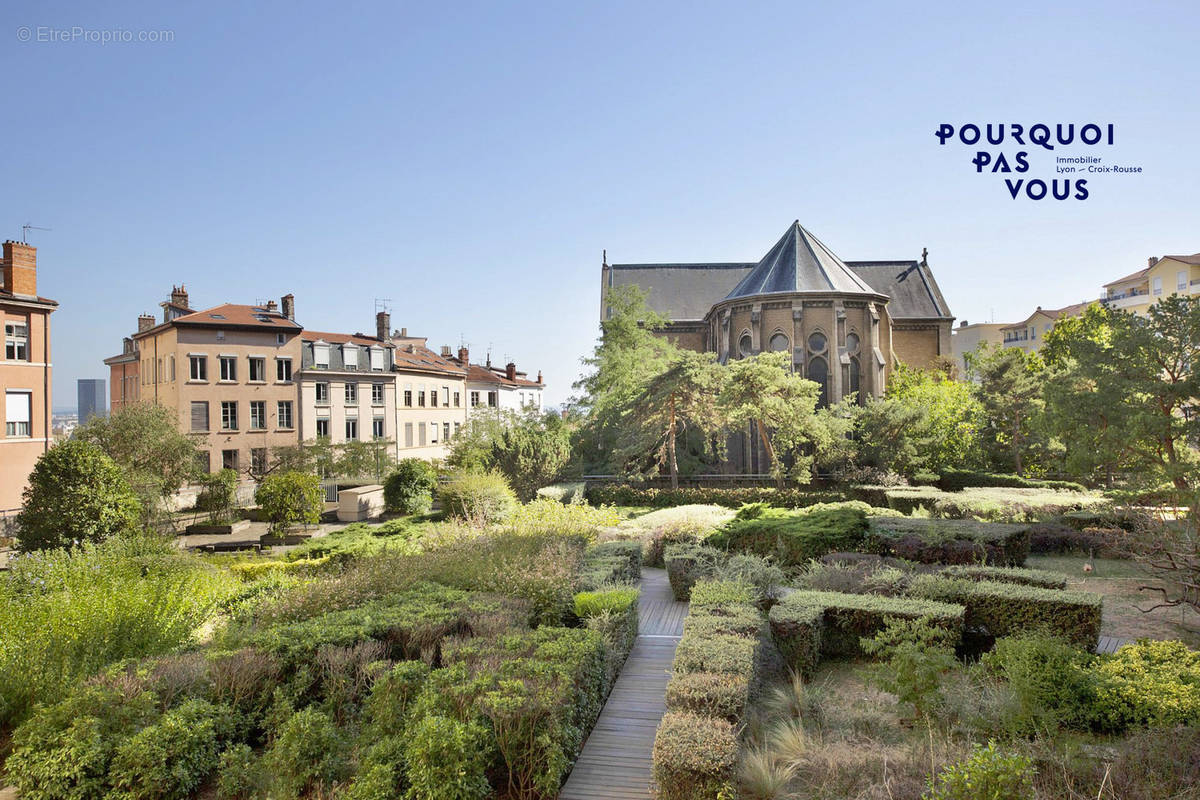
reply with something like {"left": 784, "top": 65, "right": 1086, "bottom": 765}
{"left": 439, "top": 471, "right": 518, "bottom": 525}
{"left": 263, "top": 707, "right": 348, "bottom": 799}
{"left": 504, "top": 498, "right": 621, "bottom": 543}
{"left": 868, "top": 517, "right": 1031, "bottom": 566}
{"left": 687, "top": 579, "right": 758, "bottom": 609}
{"left": 861, "top": 617, "right": 960, "bottom": 718}
{"left": 937, "top": 469, "right": 1087, "bottom": 493}
{"left": 684, "top": 606, "right": 763, "bottom": 639}
{"left": 923, "top": 740, "right": 1035, "bottom": 800}
{"left": 941, "top": 564, "right": 1067, "bottom": 590}
{"left": 579, "top": 540, "right": 642, "bottom": 589}
{"left": 196, "top": 469, "right": 240, "bottom": 524}
{"left": 6, "top": 683, "right": 160, "bottom": 800}
{"left": 574, "top": 586, "right": 639, "bottom": 618}
{"left": 714, "top": 554, "right": 785, "bottom": 605}
{"left": 362, "top": 660, "right": 430, "bottom": 740}
{"left": 587, "top": 484, "right": 844, "bottom": 509}
{"left": 710, "top": 506, "right": 870, "bottom": 566}
{"left": 665, "top": 672, "right": 750, "bottom": 722}
{"left": 215, "top": 743, "right": 262, "bottom": 800}
{"left": 767, "top": 601, "right": 824, "bottom": 678}
{"left": 227, "top": 557, "right": 331, "bottom": 581}
{"left": 651, "top": 711, "right": 738, "bottom": 800}
{"left": 108, "top": 699, "right": 238, "bottom": 799}
{"left": 403, "top": 715, "right": 491, "bottom": 800}
{"left": 1092, "top": 640, "right": 1200, "bottom": 729}
{"left": 981, "top": 633, "right": 1099, "bottom": 733}
{"left": 16, "top": 439, "right": 140, "bottom": 551}
{"left": 674, "top": 632, "right": 758, "bottom": 677}
{"left": 255, "top": 471, "right": 323, "bottom": 534}
{"left": 383, "top": 458, "right": 438, "bottom": 515}
{"left": 883, "top": 485, "right": 1108, "bottom": 522}
{"left": 664, "top": 543, "right": 722, "bottom": 600}
{"left": 536, "top": 481, "right": 587, "bottom": 504}
{"left": 907, "top": 576, "right": 1102, "bottom": 648}
{"left": 345, "top": 735, "right": 407, "bottom": 800}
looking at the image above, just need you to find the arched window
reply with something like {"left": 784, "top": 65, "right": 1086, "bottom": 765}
{"left": 808, "top": 355, "right": 829, "bottom": 407}
{"left": 807, "top": 331, "right": 827, "bottom": 353}
{"left": 738, "top": 332, "right": 753, "bottom": 358}
{"left": 849, "top": 355, "right": 861, "bottom": 399}
{"left": 768, "top": 332, "right": 789, "bottom": 352}
{"left": 846, "top": 332, "right": 860, "bottom": 354}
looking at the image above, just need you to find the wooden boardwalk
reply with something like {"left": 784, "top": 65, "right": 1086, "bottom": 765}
{"left": 560, "top": 568, "right": 687, "bottom": 800}
{"left": 1096, "top": 634, "right": 1135, "bottom": 655}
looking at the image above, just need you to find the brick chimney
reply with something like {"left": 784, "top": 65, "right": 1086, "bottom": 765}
{"left": 281, "top": 294, "right": 295, "bottom": 321}
{"left": 537, "top": 370, "right": 543, "bottom": 384}
{"left": 1, "top": 240, "right": 38, "bottom": 297}
{"left": 138, "top": 314, "right": 155, "bottom": 332}
{"left": 505, "top": 362, "right": 517, "bottom": 381}
{"left": 1148, "top": 256, "right": 1159, "bottom": 267}
{"left": 458, "top": 346, "right": 469, "bottom": 364}
{"left": 440, "top": 345, "right": 452, "bottom": 357}
{"left": 376, "top": 311, "right": 390, "bottom": 341}
{"left": 266, "top": 299, "right": 278, "bottom": 313}
{"left": 170, "top": 284, "right": 189, "bottom": 308}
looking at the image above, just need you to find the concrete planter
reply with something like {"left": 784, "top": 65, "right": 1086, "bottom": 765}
{"left": 184, "top": 519, "right": 252, "bottom": 536}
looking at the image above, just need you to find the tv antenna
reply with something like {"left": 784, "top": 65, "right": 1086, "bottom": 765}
{"left": 374, "top": 298, "right": 392, "bottom": 315}
{"left": 21, "top": 223, "right": 51, "bottom": 243}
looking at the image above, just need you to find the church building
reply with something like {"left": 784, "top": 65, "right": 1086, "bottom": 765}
{"left": 601, "top": 221, "right": 954, "bottom": 406}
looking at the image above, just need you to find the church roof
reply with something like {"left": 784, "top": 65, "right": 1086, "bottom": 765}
{"left": 845, "top": 261, "right": 953, "bottom": 320}
{"left": 724, "top": 221, "right": 878, "bottom": 299}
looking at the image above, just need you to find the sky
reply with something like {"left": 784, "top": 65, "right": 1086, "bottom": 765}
{"left": 3, "top": 0, "right": 1198, "bottom": 411}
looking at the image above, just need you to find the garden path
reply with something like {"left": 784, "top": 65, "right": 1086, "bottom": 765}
{"left": 559, "top": 567, "right": 687, "bottom": 799}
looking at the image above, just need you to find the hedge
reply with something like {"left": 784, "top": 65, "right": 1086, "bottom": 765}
{"left": 868, "top": 517, "right": 1031, "bottom": 566}
{"left": 664, "top": 543, "right": 722, "bottom": 601}
{"left": 707, "top": 506, "right": 871, "bottom": 566}
{"left": 651, "top": 712, "right": 738, "bottom": 800}
{"left": 574, "top": 587, "right": 640, "bottom": 691}
{"left": 586, "top": 484, "right": 844, "bottom": 509}
{"left": 907, "top": 576, "right": 1102, "bottom": 648}
{"left": 878, "top": 486, "right": 1109, "bottom": 522}
{"left": 665, "top": 671, "right": 750, "bottom": 723}
{"left": 535, "top": 481, "right": 588, "bottom": 504}
{"left": 769, "top": 590, "right": 965, "bottom": 670}
{"left": 941, "top": 564, "right": 1068, "bottom": 590}
{"left": 578, "top": 540, "right": 642, "bottom": 590}
{"left": 937, "top": 469, "right": 1088, "bottom": 494}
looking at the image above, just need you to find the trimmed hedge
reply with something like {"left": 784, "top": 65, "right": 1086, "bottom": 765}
{"left": 665, "top": 671, "right": 750, "bottom": 723}
{"left": 586, "top": 484, "right": 844, "bottom": 509}
{"left": 907, "top": 576, "right": 1102, "bottom": 648}
{"left": 708, "top": 506, "right": 871, "bottom": 566}
{"left": 937, "top": 470, "right": 1088, "bottom": 493}
{"left": 941, "top": 564, "right": 1068, "bottom": 590}
{"left": 769, "top": 590, "right": 965, "bottom": 671}
{"left": 579, "top": 541, "right": 642, "bottom": 590}
{"left": 574, "top": 587, "right": 640, "bottom": 690}
{"left": 664, "top": 543, "right": 722, "bottom": 601}
{"left": 674, "top": 632, "right": 758, "bottom": 677}
{"left": 879, "top": 486, "right": 1109, "bottom": 522}
{"left": 651, "top": 712, "right": 738, "bottom": 800}
{"left": 535, "top": 481, "right": 587, "bottom": 504}
{"left": 868, "top": 517, "right": 1031, "bottom": 566}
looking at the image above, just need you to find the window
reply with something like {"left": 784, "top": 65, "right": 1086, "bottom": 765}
{"left": 345, "top": 382, "right": 358, "bottom": 404}
{"left": 219, "top": 356, "right": 237, "bottom": 382}
{"left": 470, "top": 391, "right": 481, "bottom": 407}
{"left": 315, "top": 382, "right": 330, "bottom": 405}
{"left": 169, "top": 356, "right": 175, "bottom": 382}
{"left": 276, "top": 333, "right": 286, "bottom": 345}
{"left": 441, "top": 387, "right": 450, "bottom": 407}
{"left": 1153, "top": 276, "right": 1163, "bottom": 296}
{"left": 1179, "top": 270, "right": 1188, "bottom": 292}
{"left": 216, "top": 330, "right": 225, "bottom": 341}
{"left": 276, "top": 358, "right": 293, "bottom": 382}
{"left": 418, "top": 423, "right": 426, "bottom": 446}
{"left": 373, "top": 418, "right": 385, "bottom": 438}
{"left": 157, "top": 358, "right": 163, "bottom": 383}
{"left": 846, "top": 332, "right": 860, "bottom": 354}
{"left": 443, "top": 422, "right": 450, "bottom": 441}
{"left": 738, "top": 332, "right": 753, "bottom": 357}
{"left": 316, "top": 418, "right": 330, "bottom": 438}
{"left": 345, "top": 419, "right": 358, "bottom": 440}
{"left": 5, "top": 391, "right": 31, "bottom": 436}
{"left": 189, "top": 355, "right": 207, "bottom": 381}
{"left": 251, "top": 448, "right": 268, "bottom": 475}
{"left": 5, "top": 322, "right": 29, "bottom": 361}
{"left": 430, "top": 421, "right": 438, "bottom": 443}
{"left": 370, "top": 347, "right": 384, "bottom": 371}
{"left": 248, "top": 357, "right": 266, "bottom": 382}
{"left": 487, "top": 391, "right": 498, "bottom": 407}
{"left": 404, "top": 388, "right": 412, "bottom": 406}
{"left": 454, "top": 422, "right": 461, "bottom": 437}
{"left": 808, "top": 356, "right": 829, "bottom": 407}
{"left": 249, "top": 401, "right": 266, "bottom": 430}
{"left": 314, "top": 342, "right": 330, "bottom": 367}
{"left": 404, "top": 422, "right": 414, "bottom": 447}
{"left": 768, "top": 332, "right": 789, "bottom": 352}
{"left": 848, "top": 356, "right": 861, "bottom": 399}
{"left": 221, "top": 401, "right": 238, "bottom": 430}
{"left": 195, "top": 451, "right": 211, "bottom": 474}
{"left": 418, "top": 389, "right": 426, "bottom": 407}
{"left": 343, "top": 344, "right": 359, "bottom": 370}
{"left": 453, "top": 391, "right": 460, "bottom": 407}
{"left": 807, "top": 332, "right": 827, "bottom": 353}
{"left": 277, "top": 401, "right": 293, "bottom": 429}
{"left": 190, "top": 401, "right": 209, "bottom": 432}
{"left": 372, "top": 383, "right": 385, "bottom": 405}
{"left": 222, "top": 449, "right": 238, "bottom": 471}
{"left": 429, "top": 388, "right": 437, "bottom": 407}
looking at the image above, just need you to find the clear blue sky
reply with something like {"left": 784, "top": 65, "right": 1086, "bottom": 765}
{"left": 4, "top": 0, "right": 1198, "bottom": 410}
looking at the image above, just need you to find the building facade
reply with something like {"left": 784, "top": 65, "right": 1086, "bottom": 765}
{"left": 77, "top": 378, "right": 106, "bottom": 423}
{"left": 104, "top": 338, "right": 140, "bottom": 412}
{"left": 1, "top": 241, "right": 56, "bottom": 516}
{"left": 1102, "top": 254, "right": 1200, "bottom": 316}
{"left": 998, "top": 302, "right": 1089, "bottom": 354}
{"left": 387, "top": 327, "right": 468, "bottom": 461}
{"left": 602, "top": 221, "right": 954, "bottom": 406}
{"left": 950, "top": 321, "right": 1005, "bottom": 376}
{"left": 445, "top": 347, "right": 545, "bottom": 415}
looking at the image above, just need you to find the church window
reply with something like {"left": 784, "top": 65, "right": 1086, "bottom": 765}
{"left": 807, "top": 331, "right": 827, "bottom": 353}
{"left": 738, "top": 332, "right": 753, "bottom": 357}
{"left": 808, "top": 356, "right": 829, "bottom": 407}
{"left": 768, "top": 332, "right": 789, "bottom": 352}
{"left": 849, "top": 356, "right": 861, "bottom": 400}
{"left": 846, "top": 332, "right": 860, "bottom": 353}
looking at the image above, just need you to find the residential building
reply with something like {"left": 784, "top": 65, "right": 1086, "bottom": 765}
{"left": 602, "top": 221, "right": 954, "bottom": 408}
{"left": 387, "top": 324, "right": 468, "bottom": 460}
{"left": 950, "top": 321, "right": 1005, "bottom": 376}
{"left": 106, "top": 287, "right": 303, "bottom": 474}
{"left": 998, "top": 302, "right": 1090, "bottom": 354}
{"left": 104, "top": 337, "right": 139, "bottom": 412}
{"left": 446, "top": 347, "right": 545, "bottom": 415}
{"left": 77, "top": 378, "right": 106, "bottom": 423}
{"left": 297, "top": 313, "right": 398, "bottom": 456}
{"left": 1, "top": 240, "right": 57, "bottom": 516}
{"left": 1102, "top": 254, "right": 1200, "bottom": 316}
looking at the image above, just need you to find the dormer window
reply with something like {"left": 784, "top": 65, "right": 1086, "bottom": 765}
{"left": 369, "top": 346, "right": 385, "bottom": 371}
{"left": 314, "top": 341, "right": 330, "bottom": 368}
{"left": 343, "top": 344, "right": 359, "bottom": 370}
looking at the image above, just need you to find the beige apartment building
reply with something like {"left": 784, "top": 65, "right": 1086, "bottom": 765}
{"left": 950, "top": 321, "right": 1005, "bottom": 375}
{"left": 998, "top": 302, "right": 1089, "bottom": 354}
{"left": 1, "top": 241, "right": 57, "bottom": 517}
{"left": 115, "top": 288, "right": 303, "bottom": 474}
{"left": 1102, "top": 253, "right": 1200, "bottom": 316}
{"left": 388, "top": 325, "right": 468, "bottom": 461}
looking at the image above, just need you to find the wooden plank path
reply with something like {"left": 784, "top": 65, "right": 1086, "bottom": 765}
{"left": 1096, "top": 634, "right": 1134, "bottom": 655}
{"left": 560, "top": 568, "right": 687, "bottom": 800}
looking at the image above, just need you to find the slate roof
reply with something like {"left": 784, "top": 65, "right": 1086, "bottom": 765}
{"left": 845, "top": 261, "right": 953, "bottom": 320}
{"left": 391, "top": 342, "right": 467, "bottom": 377}
{"left": 605, "top": 262, "right": 755, "bottom": 321}
{"left": 300, "top": 333, "right": 388, "bottom": 371}
{"left": 725, "top": 221, "right": 877, "bottom": 299}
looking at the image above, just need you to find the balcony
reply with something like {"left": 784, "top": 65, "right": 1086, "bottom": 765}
{"left": 1102, "top": 292, "right": 1150, "bottom": 310}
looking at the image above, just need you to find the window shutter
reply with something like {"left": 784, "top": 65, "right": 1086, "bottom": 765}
{"left": 190, "top": 401, "right": 208, "bottom": 431}
{"left": 5, "top": 392, "right": 31, "bottom": 423}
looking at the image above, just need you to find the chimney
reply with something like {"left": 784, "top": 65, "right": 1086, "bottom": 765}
{"left": 1, "top": 241, "right": 38, "bottom": 297}
{"left": 123, "top": 337, "right": 134, "bottom": 354}
{"left": 138, "top": 314, "right": 155, "bottom": 332}
{"left": 537, "top": 370, "right": 543, "bottom": 384}
{"left": 281, "top": 294, "right": 295, "bottom": 321}
{"left": 506, "top": 362, "right": 517, "bottom": 381}
{"left": 170, "top": 284, "right": 189, "bottom": 308}
{"left": 266, "top": 299, "right": 278, "bottom": 313}
{"left": 376, "top": 311, "right": 390, "bottom": 341}
{"left": 1148, "top": 256, "right": 1159, "bottom": 267}
{"left": 440, "top": 345, "right": 451, "bottom": 357}
{"left": 400, "top": 327, "right": 407, "bottom": 337}
{"left": 959, "top": 320, "right": 968, "bottom": 327}
{"left": 458, "top": 346, "right": 469, "bottom": 364}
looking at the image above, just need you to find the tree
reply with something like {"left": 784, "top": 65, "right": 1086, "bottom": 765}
{"left": 1045, "top": 297, "right": 1200, "bottom": 492}
{"left": 612, "top": 350, "right": 727, "bottom": 488}
{"left": 854, "top": 397, "right": 932, "bottom": 477}
{"left": 448, "top": 411, "right": 572, "bottom": 500}
{"left": 336, "top": 438, "right": 396, "bottom": 483}
{"left": 967, "top": 343, "right": 1047, "bottom": 475}
{"left": 17, "top": 440, "right": 140, "bottom": 550}
{"left": 255, "top": 471, "right": 323, "bottom": 533}
{"left": 383, "top": 458, "right": 438, "bottom": 515}
{"left": 74, "top": 403, "right": 201, "bottom": 527}
{"left": 718, "top": 351, "right": 823, "bottom": 486}
{"left": 885, "top": 364, "right": 984, "bottom": 473}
